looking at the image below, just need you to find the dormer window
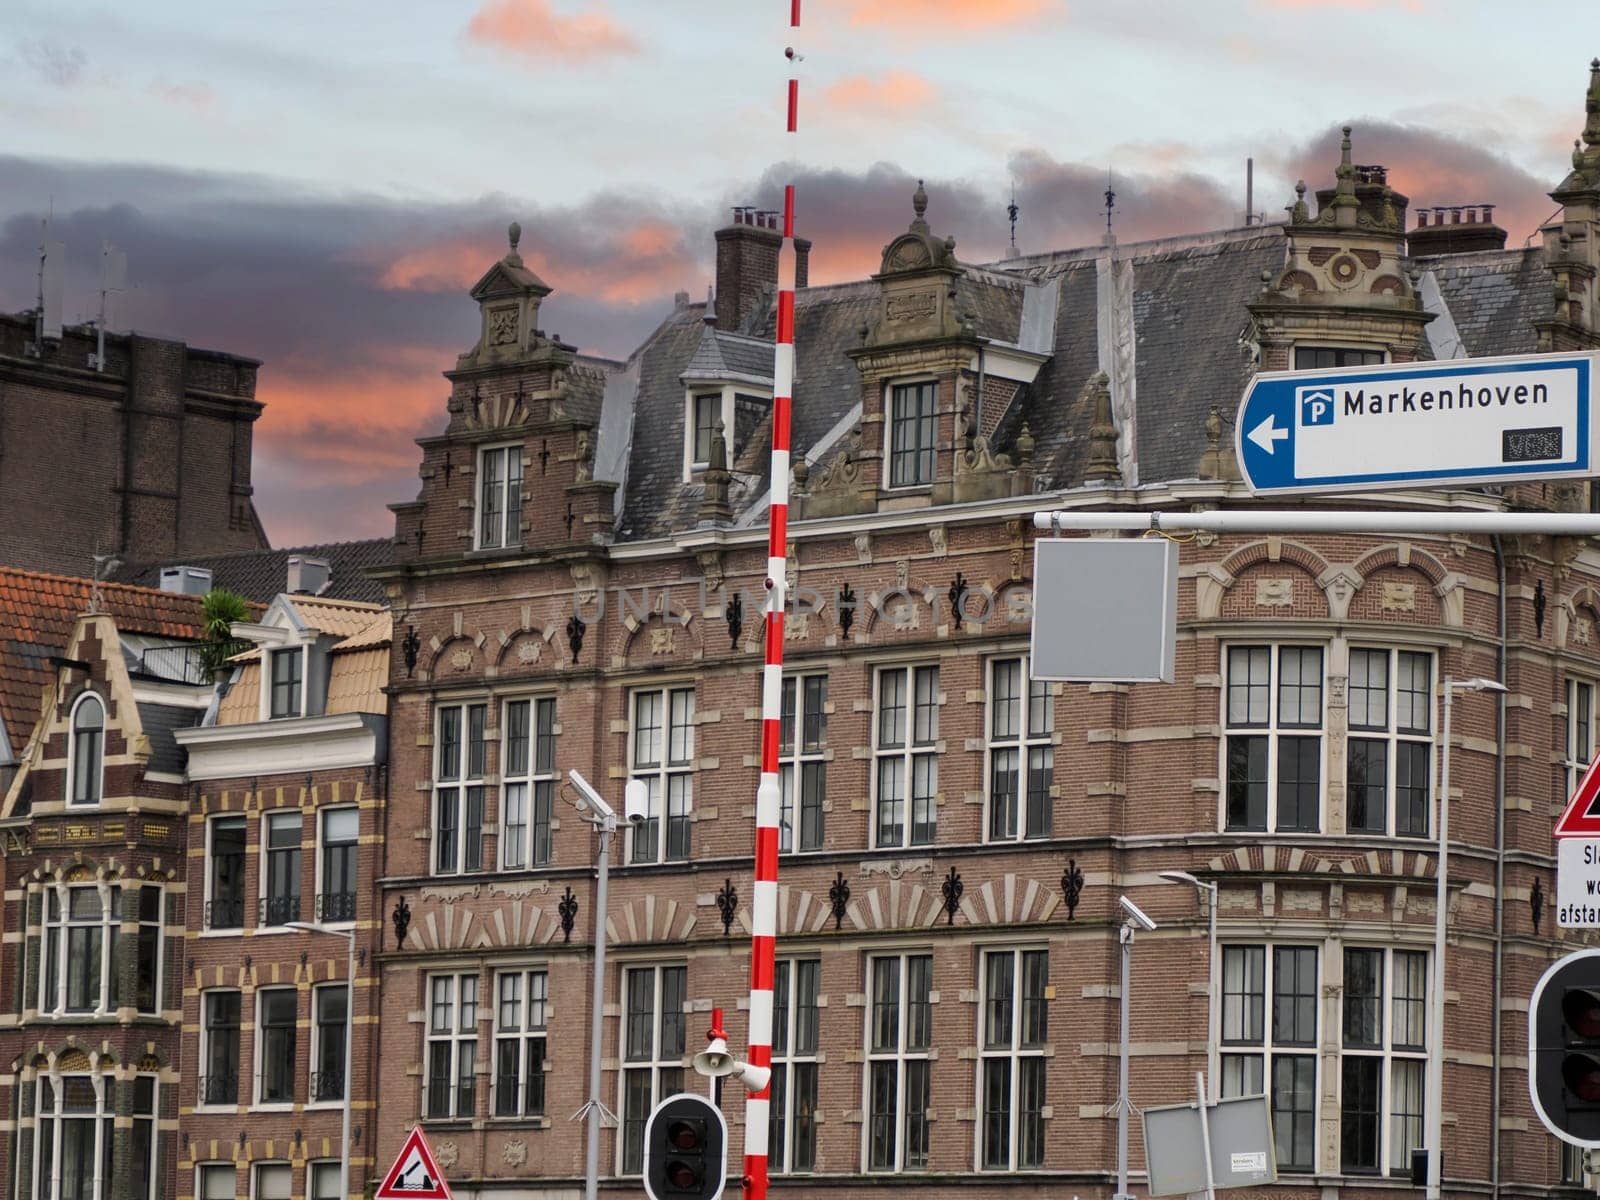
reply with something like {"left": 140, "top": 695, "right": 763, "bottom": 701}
{"left": 69, "top": 693, "right": 105, "bottom": 807}
{"left": 888, "top": 381, "right": 938, "bottom": 488}
{"left": 1294, "top": 347, "right": 1385, "bottom": 370}
{"left": 269, "top": 649, "right": 303, "bottom": 720}
{"left": 478, "top": 444, "right": 523, "bottom": 550}
{"left": 691, "top": 394, "right": 720, "bottom": 468}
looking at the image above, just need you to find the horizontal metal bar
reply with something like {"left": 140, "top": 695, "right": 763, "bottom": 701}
{"left": 1032, "top": 509, "right": 1600, "bottom": 536}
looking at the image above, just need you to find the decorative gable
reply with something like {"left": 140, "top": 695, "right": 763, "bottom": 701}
{"left": 461, "top": 222, "right": 554, "bottom": 367}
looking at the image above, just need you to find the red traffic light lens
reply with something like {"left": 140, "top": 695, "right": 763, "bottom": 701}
{"left": 667, "top": 1162, "right": 701, "bottom": 1189}
{"left": 1564, "top": 1052, "right": 1600, "bottom": 1102}
{"left": 1567, "top": 990, "right": 1600, "bottom": 1039}
{"left": 667, "top": 1119, "right": 702, "bottom": 1150}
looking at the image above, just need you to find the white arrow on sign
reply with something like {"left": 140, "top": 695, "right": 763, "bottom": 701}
{"left": 1247, "top": 415, "right": 1288, "bottom": 455}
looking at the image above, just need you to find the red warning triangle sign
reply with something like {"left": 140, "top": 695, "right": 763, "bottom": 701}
{"left": 375, "top": 1127, "right": 453, "bottom": 1200}
{"left": 1556, "top": 752, "right": 1600, "bottom": 837}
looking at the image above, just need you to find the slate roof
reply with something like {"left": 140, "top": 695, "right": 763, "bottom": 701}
{"left": 680, "top": 324, "right": 775, "bottom": 383}
{"left": 1421, "top": 246, "right": 1553, "bottom": 359}
{"left": 112, "top": 539, "right": 392, "bottom": 606}
{"left": 137, "top": 702, "right": 200, "bottom": 775}
{"left": 0, "top": 568, "right": 208, "bottom": 757}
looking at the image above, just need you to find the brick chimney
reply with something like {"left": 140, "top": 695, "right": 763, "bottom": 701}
{"left": 1408, "top": 204, "right": 1508, "bottom": 256}
{"left": 714, "top": 208, "right": 810, "bottom": 331}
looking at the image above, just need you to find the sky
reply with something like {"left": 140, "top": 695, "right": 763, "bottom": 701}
{"left": 0, "top": 0, "right": 1591, "bottom": 545}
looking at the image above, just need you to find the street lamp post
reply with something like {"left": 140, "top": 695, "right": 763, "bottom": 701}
{"left": 288, "top": 921, "right": 356, "bottom": 1200}
{"left": 1159, "top": 870, "right": 1219, "bottom": 1101}
{"left": 1114, "top": 897, "right": 1157, "bottom": 1200}
{"left": 1427, "top": 676, "right": 1505, "bottom": 1200}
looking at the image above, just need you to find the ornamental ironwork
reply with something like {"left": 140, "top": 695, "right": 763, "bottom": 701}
{"left": 726, "top": 593, "right": 743, "bottom": 649}
{"left": 566, "top": 614, "right": 587, "bottom": 663}
{"left": 558, "top": 886, "right": 579, "bottom": 943}
{"left": 1062, "top": 859, "right": 1084, "bottom": 920}
{"left": 1531, "top": 875, "right": 1546, "bottom": 933}
{"left": 838, "top": 583, "right": 856, "bottom": 637}
{"left": 391, "top": 895, "right": 412, "bottom": 949}
{"left": 828, "top": 871, "right": 850, "bottom": 930}
{"left": 941, "top": 865, "right": 964, "bottom": 926}
{"left": 402, "top": 625, "right": 421, "bottom": 676}
{"left": 715, "top": 879, "right": 738, "bottom": 936}
{"left": 948, "top": 571, "right": 969, "bottom": 630}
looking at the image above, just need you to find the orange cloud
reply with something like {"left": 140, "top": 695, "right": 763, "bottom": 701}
{"left": 466, "top": 0, "right": 637, "bottom": 62}
{"left": 820, "top": 71, "right": 937, "bottom": 114}
{"left": 839, "top": 0, "right": 1058, "bottom": 30}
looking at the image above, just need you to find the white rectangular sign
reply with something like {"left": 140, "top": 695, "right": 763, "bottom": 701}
{"left": 1557, "top": 838, "right": 1600, "bottom": 928}
{"left": 1230, "top": 1151, "right": 1269, "bottom": 1173}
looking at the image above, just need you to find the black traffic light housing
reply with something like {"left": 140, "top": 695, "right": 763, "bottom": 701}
{"left": 1530, "top": 948, "right": 1600, "bottom": 1146}
{"left": 644, "top": 1093, "right": 728, "bottom": 1200}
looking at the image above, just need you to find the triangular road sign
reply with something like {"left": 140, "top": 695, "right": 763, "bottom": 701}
{"left": 375, "top": 1127, "right": 453, "bottom": 1200}
{"left": 1556, "top": 753, "right": 1600, "bottom": 837}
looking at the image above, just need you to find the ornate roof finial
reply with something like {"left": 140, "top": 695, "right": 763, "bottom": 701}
{"left": 1586, "top": 58, "right": 1600, "bottom": 148}
{"left": 1083, "top": 371, "right": 1121, "bottom": 484}
{"left": 1007, "top": 180, "right": 1020, "bottom": 258}
{"left": 705, "top": 283, "right": 716, "bottom": 325}
{"left": 1104, "top": 169, "right": 1117, "bottom": 235}
{"left": 1291, "top": 180, "right": 1310, "bottom": 224}
{"left": 508, "top": 221, "right": 521, "bottom": 252}
{"left": 911, "top": 180, "right": 929, "bottom": 231}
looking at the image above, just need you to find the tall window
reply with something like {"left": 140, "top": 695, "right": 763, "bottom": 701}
{"left": 979, "top": 948, "right": 1049, "bottom": 1171}
{"left": 41, "top": 885, "right": 116, "bottom": 1014}
{"left": 1347, "top": 649, "right": 1434, "bottom": 837}
{"left": 130, "top": 1076, "right": 158, "bottom": 1200}
{"left": 199, "top": 990, "right": 241, "bottom": 1106}
{"left": 135, "top": 885, "right": 163, "bottom": 1015}
{"left": 261, "top": 811, "right": 302, "bottom": 927}
{"left": 1224, "top": 646, "right": 1323, "bottom": 833}
{"left": 32, "top": 1075, "right": 113, "bottom": 1200}
{"left": 691, "top": 393, "right": 720, "bottom": 467}
{"left": 253, "top": 1163, "right": 291, "bottom": 1200}
{"left": 477, "top": 444, "right": 523, "bottom": 550}
{"left": 206, "top": 815, "right": 246, "bottom": 930}
{"left": 197, "top": 1164, "right": 236, "bottom": 1200}
{"left": 866, "top": 953, "right": 933, "bottom": 1172}
{"left": 317, "top": 808, "right": 358, "bottom": 922}
{"left": 494, "top": 969, "right": 549, "bottom": 1118}
{"left": 309, "top": 1162, "right": 342, "bottom": 1200}
{"left": 1340, "top": 948, "right": 1427, "bottom": 1175}
{"left": 268, "top": 649, "right": 302, "bottom": 719}
{"left": 987, "top": 658, "right": 1053, "bottom": 841}
{"left": 312, "top": 985, "right": 349, "bottom": 1103}
{"left": 1293, "top": 346, "right": 1385, "bottom": 369}
{"left": 1221, "top": 945, "right": 1318, "bottom": 1172}
{"left": 888, "top": 381, "right": 937, "bottom": 487}
{"left": 256, "top": 988, "right": 297, "bottom": 1105}
{"left": 779, "top": 676, "right": 827, "bottom": 853}
{"left": 874, "top": 666, "right": 938, "bottom": 848}
{"left": 68, "top": 693, "right": 104, "bottom": 807}
{"left": 629, "top": 688, "right": 694, "bottom": 864}
{"left": 1566, "top": 678, "right": 1597, "bottom": 798}
{"left": 769, "top": 960, "right": 820, "bottom": 1173}
{"left": 621, "top": 964, "right": 686, "bottom": 1174}
{"left": 434, "top": 703, "right": 487, "bottom": 875}
{"left": 502, "top": 698, "right": 556, "bottom": 870}
{"left": 425, "top": 973, "right": 479, "bottom": 1120}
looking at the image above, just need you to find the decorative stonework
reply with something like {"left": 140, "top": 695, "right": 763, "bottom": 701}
{"left": 1255, "top": 578, "right": 1293, "bottom": 607}
{"left": 488, "top": 307, "right": 518, "bottom": 345}
{"left": 887, "top": 290, "right": 938, "bottom": 321}
{"left": 516, "top": 639, "right": 542, "bottom": 665}
{"left": 436, "top": 1141, "right": 460, "bottom": 1170}
{"left": 450, "top": 647, "right": 473, "bottom": 672}
{"left": 650, "top": 626, "right": 675, "bottom": 656}
{"left": 1380, "top": 581, "right": 1417, "bottom": 612}
{"left": 503, "top": 1139, "right": 528, "bottom": 1167}
{"left": 860, "top": 857, "right": 933, "bottom": 880}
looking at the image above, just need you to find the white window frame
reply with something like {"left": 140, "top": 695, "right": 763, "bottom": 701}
{"left": 1219, "top": 943, "right": 1320, "bottom": 1173}
{"left": 1338, "top": 945, "right": 1428, "bottom": 1176}
{"left": 259, "top": 809, "right": 303, "bottom": 929}
{"left": 1221, "top": 644, "right": 1325, "bottom": 834}
{"left": 985, "top": 657, "right": 1054, "bottom": 842}
{"left": 423, "top": 972, "right": 479, "bottom": 1121}
{"left": 863, "top": 951, "right": 933, "bottom": 1173}
{"left": 265, "top": 646, "right": 305, "bottom": 720}
{"left": 1346, "top": 648, "right": 1435, "bottom": 838}
{"left": 433, "top": 702, "right": 488, "bottom": 876}
{"left": 314, "top": 806, "right": 359, "bottom": 925}
{"left": 204, "top": 813, "right": 248, "bottom": 932}
{"left": 884, "top": 378, "right": 939, "bottom": 489}
{"left": 198, "top": 988, "right": 243, "bottom": 1109}
{"left": 309, "top": 982, "right": 349, "bottom": 1106}
{"left": 769, "top": 958, "right": 821, "bottom": 1174}
{"left": 500, "top": 697, "right": 556, "bottom": 870}
{"left": 872, "top": 665, "right": 939, "bottom": 849}
{"left": 66, "top": 691, "right": 105, "bottom": 808}
{"left": 493, "top": 967, "right": 549, "bottom": 1118}
{"left": 31, "top": 1072, "right": 114, "bottom": 1200}
{"left": 39, "top": 881, "right": 115, "bottom": 1016}
{"left": 627, "top": 687, "right": 695, "bottom": 865}
{"left": 197, "top": 1163, "right": 238, "bottom": 1200}
{"left": 476, "top": 442, "right": 523, "bottom": 550}
{"left": 251, "top": 1160, "right": 292, "bottom": 1200}
{"left": 1292, "top": 344, "right": 1388, "bottom": 370}
{"left": 1567, "top": 677, "right": 1598, "bottom": 797}
{"left": 976, "top": 947, "right": 1049, "bottom": 1172}
{"left": 619, "top": 963, "right": 687, "bottom": 1175}
{"left": 254, "top": 986, "right": 298, "bottom": 1108}
{"left": 308, "top": 1161, "right": 342, "bottom": 1200}
{"left": 779, "top": 675, "right": 827, "bottom": 854}
{"left": 689, "top": 391, "right": 721, "bottom": 470}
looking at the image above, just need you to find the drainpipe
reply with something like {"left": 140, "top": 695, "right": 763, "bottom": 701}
{"left": 973, "top": 342, "right": 986, "bottom": 452}
{"left": 1489, "top": 534, "right": 1508, "bottom": 1200}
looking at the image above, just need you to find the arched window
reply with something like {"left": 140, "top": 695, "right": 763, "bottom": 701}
{"left": 69, "top": 694, "right": 104, "bottom": 807}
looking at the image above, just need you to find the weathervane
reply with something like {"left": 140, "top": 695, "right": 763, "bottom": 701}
{"left": 1007, "top": 181, "right": 1020, "bottom": 257}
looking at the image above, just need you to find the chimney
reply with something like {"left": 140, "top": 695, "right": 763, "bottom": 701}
{"left": 1407, "top": 204, "right": 1508, "bottom": 256}
{"left": 287, "top": 555, "right": 331, "bottom": 595}
{"left": 159, "top": 566, "right": 213, "bottom": 595}
{"left": 713, "top": 208, "right": 810, "bottom": 330}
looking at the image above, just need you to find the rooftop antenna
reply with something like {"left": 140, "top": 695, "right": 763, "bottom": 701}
{"left": 1007, "top": 180, "right": 1020, "bottom": 258}
{"left": 1103, "top": 169, "right": 1118, "bottom": 242}
{"left": 29, "top": 212, "right": 63, "bottom": 358}
{"left": 1245, "top": 157, "right": 1254, "bottom": 227}
{"left": 88, "top": 241, "right": 127, "bottom": 373}
{"left": 88, "top": 552, "right": 121, "bottom": 615}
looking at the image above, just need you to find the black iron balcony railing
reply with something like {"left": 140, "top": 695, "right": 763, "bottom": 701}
{"left": 204, "top": 898, "right": 246, "bottom": 931}
{"left": 310, "top": 1070, "right": 345, "bottom": 1103}
{"left": 424, "top": 1075, "right": 476, "bottom": 1121}
{"left": 315, "top": 891, "right": 357, "bottom": 922}
{"left": 259, "top": 894, "right": 302, "bottom": 926}
{"left": 198, "top": 1072, "right": 239, "bottom": 1105}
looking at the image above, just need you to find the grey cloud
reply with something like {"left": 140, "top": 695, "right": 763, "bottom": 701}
{"left": 16, "top": 39, "right": 88, "bottom": 87}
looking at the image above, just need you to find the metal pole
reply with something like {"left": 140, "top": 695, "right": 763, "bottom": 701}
{"left": 1427, "top": 681, "right": 1454, "bottom": 1200}
{"left": 1031, "top": 509, "right": 1600, "bottom": 537}
{"left": 1205, "top": 885, "right": 1218, "bottom": 1103}
{"left": 1195, "top": 1070, "right": 1217, "bottom": 1200}
{"left": 1117, "top": 922, "right": 1133, "bottom": 1200}
{"left": 585, "top": 823, "right": 613, "bottom": 1200}
{"left": 341, "top": 929, "right": 355, "bottom": 1200}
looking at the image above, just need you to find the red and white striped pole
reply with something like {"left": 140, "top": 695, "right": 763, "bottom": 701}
{"left": 742, "top": 6, "right": 800, "bottom": 1200}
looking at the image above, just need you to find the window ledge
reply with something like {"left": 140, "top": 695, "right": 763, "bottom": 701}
{"left": 305, "top": 1101, "right": 347, "bottom": 1112}
{"left": 251, "top": 1103, "right": 296, "bottom": 1114}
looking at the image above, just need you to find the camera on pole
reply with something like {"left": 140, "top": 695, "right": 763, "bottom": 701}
{"left": 643, "top": 1093, "right": 727, "bottom": 1200}
{"left": 1529, "top": 947, "right": 1600, "bottom": 1146}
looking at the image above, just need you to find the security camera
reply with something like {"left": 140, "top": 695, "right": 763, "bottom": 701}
{"left": 1119, "top": 895, "right": 1157, "bottom": 932}
{"left": 566, "top": 769, "right": 615, "bottom": 823}
{"left": 624, "top": 779, "right": 650, "bottom": 825}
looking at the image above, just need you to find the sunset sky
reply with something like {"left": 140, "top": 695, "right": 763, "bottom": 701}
{"left": 0, "top": 0, "right": 1590, "bottom": 544}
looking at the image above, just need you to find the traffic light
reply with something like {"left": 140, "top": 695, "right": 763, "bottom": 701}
{"left": 1530, "top": 948, "right": 1600, "bottom": 1146}
{"left": 643, "top": 1093, "right": 727, "bottom": 1200}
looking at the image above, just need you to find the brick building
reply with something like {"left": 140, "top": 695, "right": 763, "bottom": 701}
{"left": 0, "top": 314, "right": 269, "bottom": 579}
{"left": 364, "top": 62, "right": 1600, "bottom": 1200}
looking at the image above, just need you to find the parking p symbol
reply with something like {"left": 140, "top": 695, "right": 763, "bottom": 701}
{"left": 1299, "top": 388, "right": 1335, "bottom": 427}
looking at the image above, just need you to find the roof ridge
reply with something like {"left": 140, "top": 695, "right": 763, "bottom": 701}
{"left": 0, "top": 566, "right": 196, "bottom": 603}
